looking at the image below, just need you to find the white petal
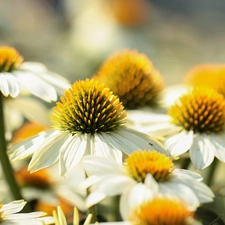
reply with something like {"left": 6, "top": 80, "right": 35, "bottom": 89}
{"left": 0, "top": 74, "right": 20, "bottom": 97}
{"left": 11, "top": 97, "right": 51, "bottom": 126}
{"left": 82, "top": 155, "right": 126, "bottom": 176}
{"left": 111, "top": 128, "right": 167, "bottom": 155}
{"left": 8, "top": 130, "right": 55, "bottom": 161}
{"left": 166, "top": 130, "right": 193, "bottom": 156}
{"left": 172, "top": 177, "right": 214, "bottom": 203}
{"left": 14, "top": 70, "right": 57, "bottom": 102}
{"left": 189, "top": 134, "right": 215, "bottom": 169}
{"left": 173, "top": 169, "right": 203, "bottom": 181}
{"left": 85, "top": 192, "right": 106, "bottom": 207}
{"left": 28, "top": 132, "right": 69, "bottom": 172}
{"left": 210, "top": 133, "right": 225, "bottom": 162}
{"left": 144, "top": 174, "right": 159, "bottom": 193}
{"left": 92, "top": 174, "right": 135, "bottom": 195}
{"left": 1, "top": 200, "right": 26, "bottom": 214}
{"left": 159, "top": 182, "right": 200, "bottom": 210}
{"left": 59, "top": 133, "right": 88, "bottom": 176}
{"left": 92, "top": 133, "right": 123, "bottom": 163}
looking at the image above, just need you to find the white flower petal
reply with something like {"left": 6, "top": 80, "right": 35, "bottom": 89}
{"left": 210, "top": 133, "right": 225, "bottom": 162}
{"left": 12, "top": 97, "right": 51, "bottom": 126}
{"left": 28, "top": 132, "right": 69, "bottom": 172}
{"left": 14, "top": 70, "right": 57, "bottom": 102}
{"left": 189, "top": 134, "right": 215, "bottom": 169}
{"left": 173, "top": 169, "right": 203, "bottom": 181}
{"left": 159, "top": 182, "right": 200, "bottom": 210}
{"left": 1, "top": 200, "right": 26, "bottom": 214}
{"left": 172, "top": 177, "right": 214, "bottom": 203}
{"left": 111, "top": 128, "right": 167, "bottom": 155}
{"left": 8, "top": 130, "right": 55, "bottom": 161}
{"left": 93, "top": 133, "right": 123, "bottom": 163}
{"left": 59, "top": 133, "right": 88, "bottom": 176}
{"left": 85, "top": 192, "right": 106, "bottom": 208}
{"left": 82, "top": 155, "right": 126, "bottom": 176}
{"left": 0, "top": 74, "right": 20, "bottom": 97}
{"left": 144, "top": 174, "right": 159, "bottom": 193}
{"left": 166, "top": 130, "right": 193, "bottom": 156}
{"left": 92, "top": 174, "right": 134, "bottom": 195}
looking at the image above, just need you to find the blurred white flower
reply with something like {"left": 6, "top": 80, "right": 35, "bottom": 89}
{"left": 0, "top": 200, "right": 54, "bottom": 225}
{"left": 82, "top": 150, "right": 214, "bottom": 219}
{"left": 0, "top": 46, "right": 70, "bottom": 102}
{"left": 9, "top": 79, "right": 167, "bottom": 176}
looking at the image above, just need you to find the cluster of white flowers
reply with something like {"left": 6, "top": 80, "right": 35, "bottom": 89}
{"left": 1, "top": 47, "right": 225, "bottom": 225}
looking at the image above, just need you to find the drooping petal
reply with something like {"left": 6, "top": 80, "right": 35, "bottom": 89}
{"left": 8, "top": 130, "right": 55, "bottom": 161}
{"left": 0, "top": 74, "right": 20, "bottom": 97}
{"left": 159, "top": 182, "right": 200, "bottom": 210}
{"left": 14, "top": 70, "right": 57, "bottom": 102}
{"left": 93, "top": 133, "right": 123, "bottom": 163}
{"left": 111, "top": 128, "right": 167, "bottom": 155}
{"left": 189, "top": 134, "right": 215, "bottom": 169}
{"left": 82, "top": 155, "right": 126, "bottom": 176}
{"left": 28, "top": 132, "right": 69, "bottom": 172}
{"left": 173, "top": 169, "right": 203, "bottom": 181}
{"left": 166, "top": 130, "right": 193, "bottom": 156}
{"left": 210, "top": 133, "right": 225, "bottom": 162}
{"left": 1, "top": 200, "right": 26, "bottom": 214}
{"left": 59, "top": 133, "right": 88, "bottom": 176}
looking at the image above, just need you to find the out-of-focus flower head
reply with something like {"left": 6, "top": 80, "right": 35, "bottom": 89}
{"left": 0, "top": 46, "right": 70, "bottom": 102}
{"left": 82, "top": 150, "right": 213, "bottom": 219}
{"left": 107, "top": 0, "right": 150, "bottom": 26}
{"left": 184, "top": 64, "right": 225, "bottom": 97}
{"left": 129, "top": 196, "right": 202, "bottom": 225}
{"left": 93, "top": 50, "right": 164, "bottom": 109}
{"left": 9, "top": 79, "right": 166, "bottom": 176}
{"left": 0, "top": 200, "right": 54, "bottom": 225}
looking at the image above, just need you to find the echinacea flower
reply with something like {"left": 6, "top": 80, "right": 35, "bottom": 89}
{"left": 0, "top": 46, "right": 70, "bottom": 102}
{"left": 183, "top": 64, "right": 225, "bottom": 97}
{"left": 9, "top": 79, "right": 166, "bottom": 176}
{"left": 82, "top": 150, "right": 214, "bottom": 219}
{"left": 128, "top": 197, "right": 202, "bottom": 225}
{"left": 126, "top": 87, "right": 225, "bottom": 169}
{"left": 92, "top": 50, "right": 164, "bottom": 109}
{"left": 0, "top": 200, "right": 54, "bottom": 225}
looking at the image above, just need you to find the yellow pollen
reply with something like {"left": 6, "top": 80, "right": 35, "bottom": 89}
{"left": 126, "top": 150, "right": 174, "bottom": 182}
{"left": 184, "top": 64, "right": 225, "bottom": 97}
{"left": 169, "top": 88, "right": 225, "bottom": 133}
{"left": 15, "top": 166, "right": 52, "bottom": 189}
{"left": 0, "top": 46, "right": 23, "bottom": 72}
{"left": 130, "top": 198, "right": 193, "bottom": 225}
{"left": 92, "top": 50, "right": 164, "bottom": 109}
{"left": 51, "top": 79, "right": 126, "bottom": 134}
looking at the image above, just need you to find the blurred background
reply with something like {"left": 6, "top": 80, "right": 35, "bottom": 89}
{"left": 1, "top": 0, "right": 225, "bottom": 85}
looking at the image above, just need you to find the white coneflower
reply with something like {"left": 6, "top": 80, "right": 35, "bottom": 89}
{"left": 82, "top": 150, "right": 214, "bottom": 219}
{"left": 9, "top": 79, "right": 167, "bottom": 176}
{"left": 0, "top": 46, "right": 70, "bottom": 102}
{"left": 126, "top": 87, "right": 225, "bottom": 169}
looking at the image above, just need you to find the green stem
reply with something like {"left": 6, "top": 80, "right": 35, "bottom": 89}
{"left": 0, "top": 93, "right": 29, "bottom": 211}
{"left": 204, "top": 159, "right": 218, "bottom": 187}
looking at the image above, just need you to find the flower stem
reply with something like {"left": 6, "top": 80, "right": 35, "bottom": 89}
{"left": 205, "top": 159, "right": 218, "bottom": 187}
{"left": 0, "top": 93, "right": 29, "bottom": 211}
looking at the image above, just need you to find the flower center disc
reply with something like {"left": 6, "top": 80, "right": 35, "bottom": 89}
{"left": 169, "top": 88, "right": 225, "bottom": 133}
{"left": 93, "top": 50, "right": 164, "bottom": 109}
{"left": 131, "top": 198, "right": 193, "bottom": 225}
{"left": 0, "top": 46, "right": 23, "bottom": 72}
{"left": 51, "top": 79, "right": 126, "bottom": 134}
{"left": 126, "top": 150, "right": 174, "bottom": 182}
